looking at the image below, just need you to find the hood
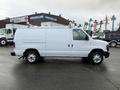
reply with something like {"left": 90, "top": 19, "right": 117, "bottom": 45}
{"left": 93, "top": 39, "right": 108, "bottom": 46}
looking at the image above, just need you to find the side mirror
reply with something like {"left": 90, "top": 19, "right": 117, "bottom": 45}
{"left": 85, "top": 36, "right": 89, "bottom": 40}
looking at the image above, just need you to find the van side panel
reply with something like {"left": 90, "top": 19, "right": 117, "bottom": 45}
{"left": 14, "top": 29, "right": 46, "bottom": 56}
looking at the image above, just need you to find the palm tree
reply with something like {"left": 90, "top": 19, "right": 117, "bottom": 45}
{"left": 83, "top": 22, "right": 89, "bottom": 31}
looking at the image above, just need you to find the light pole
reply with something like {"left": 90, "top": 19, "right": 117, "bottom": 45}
{"left": 99, "top": 20, "right": 103, "bottom": 32}
{"left": 88, "top": 18, "right": 93, "bottom": 31}
{"left": 78, "top": 24, "right": 82, "bottom": 28}
{"left": 111, "top": 15, "right": 116, "bottom": 31}
{"left": 94, "top": 20, "right": 98, "bottom": 32}
{"left": 105, "top": 16, "right": 109, "bottom": 30}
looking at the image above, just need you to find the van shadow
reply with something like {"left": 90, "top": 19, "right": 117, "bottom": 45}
{"left": 12, "top": 59, "right": 108, "bottom": 90}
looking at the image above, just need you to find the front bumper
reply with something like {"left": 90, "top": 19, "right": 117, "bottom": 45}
{"left": 10, "top": 52, "right": 16, "bottom": 56}
{"left": 103, "top": 52, "right": 110, "bottom": 58}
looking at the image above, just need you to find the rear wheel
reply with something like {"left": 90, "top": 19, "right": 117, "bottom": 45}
{"left": 25, "top": 51, "right": 40, "bottom": 63}
{"left": 89, "top": 52, "right": 103, "bottom": 64}
{"left": 109, "top": 41, "right": 117, "bottom": 47}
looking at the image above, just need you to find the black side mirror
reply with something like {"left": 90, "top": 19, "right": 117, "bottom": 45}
{"left": 85, "top": 36, "right": 89, "bottom": 40}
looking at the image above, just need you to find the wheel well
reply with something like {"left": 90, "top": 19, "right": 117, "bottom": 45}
{"left": 109, "top": 40, "right": 117, "bottom": 44}
{"left": 89, "top": 49, "right": 104, "bottom": 56}
{"left": 0, "top": 37, "right": 7, "bottom": 40}
{"left": 23, "top": 48, "right": 40, "bottom": 57}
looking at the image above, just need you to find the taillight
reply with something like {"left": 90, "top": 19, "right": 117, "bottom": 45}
{"left": 106, "top": 45, "right": 109, "bottom": 51}
{"left": 12, "top": 42, "right": 15, "bottom": 48}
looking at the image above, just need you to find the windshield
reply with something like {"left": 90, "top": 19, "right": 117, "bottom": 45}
{"left": 0, "top": 28, "right": 5, "bottom": 34}
{"left": 0, "top": 33, "right": 4, "bottom": 35}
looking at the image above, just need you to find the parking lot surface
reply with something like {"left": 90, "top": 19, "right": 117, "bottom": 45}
{"left": 0, "top": 46, "right": 120, "bottom": 90}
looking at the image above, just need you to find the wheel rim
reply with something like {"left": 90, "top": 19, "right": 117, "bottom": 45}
{"left": 111, "top": 42, "right": 116, "bottom": 47}
{"left": 27, "top": 53, "right": 36, "bottom": 63}
{"left": 1, "top": 40, "right": 6, "bottom": 45}
{"left": 93, "top": 54, "right": 102, "bottom": 64}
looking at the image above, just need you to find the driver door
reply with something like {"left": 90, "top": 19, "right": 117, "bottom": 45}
{"left": 70, "top": 29, "right": 91, "bottom": 57}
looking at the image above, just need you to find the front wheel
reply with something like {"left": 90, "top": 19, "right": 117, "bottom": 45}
{"left": 0, "top": 39, "right": 7, "bottom": 46}
{"left": 25, "top": 51, "right": 40, "bottom": 63}
{"left": 89, "top": 52, "right": 103, "bottom": 64}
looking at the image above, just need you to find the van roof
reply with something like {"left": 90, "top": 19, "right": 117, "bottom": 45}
{"left": 17, "top": 26, "right": 81, "bottom": 30}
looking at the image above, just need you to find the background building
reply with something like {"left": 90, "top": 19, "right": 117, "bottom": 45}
{"left": 0, "top": 12, "right": 70, "bottom": 28}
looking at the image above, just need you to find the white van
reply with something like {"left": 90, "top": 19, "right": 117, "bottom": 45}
{"left": 11, "top": 27, "right": 110, "bottom": 64}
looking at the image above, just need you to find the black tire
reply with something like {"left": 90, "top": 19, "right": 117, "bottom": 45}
{"left": 89, "top": 52, "right": 103, "bottom": 64}
{"left": 109, "top": 41, "right": 117, "bottom": 47}
{"left": 0, "top": 38, "right": 7, "bottom": 46}
{"left": 25, "top": 51, "right": 40, "bottom": 63}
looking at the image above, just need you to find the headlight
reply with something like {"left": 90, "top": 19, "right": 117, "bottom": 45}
{"left": 106, "top": 45, "right": 109, "bottom": 51}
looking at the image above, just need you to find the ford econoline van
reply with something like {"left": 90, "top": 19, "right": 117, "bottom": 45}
{"left": 11, "top": 27, "right": 110, "bottom": 64}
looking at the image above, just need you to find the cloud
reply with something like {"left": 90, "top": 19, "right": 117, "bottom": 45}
{"left": 0, "top": 0, "right": 120, "bottom": 25}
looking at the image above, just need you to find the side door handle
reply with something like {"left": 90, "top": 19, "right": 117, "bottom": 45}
{"left": 71, "top": 44, "right": 73, "bottom": 47}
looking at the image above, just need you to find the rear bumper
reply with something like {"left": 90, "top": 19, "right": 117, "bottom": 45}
{"left": 103, "top": 52, "right": 110, "bottom": 58}
{"left": 10, "top": 52, "right": 16, "bottom": 56}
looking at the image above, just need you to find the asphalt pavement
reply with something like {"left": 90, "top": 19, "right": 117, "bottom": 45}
{"left": 0, "top": 46, "right": 120, "bottom": 90}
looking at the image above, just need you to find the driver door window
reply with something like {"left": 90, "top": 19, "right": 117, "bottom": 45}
{"left": 73, "top": 29, "right": 88, "bottom": 40}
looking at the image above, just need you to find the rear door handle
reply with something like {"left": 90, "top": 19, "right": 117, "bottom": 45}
{"left": 68, "top": 44, "right": 73, "bottom": 47}
{"left": 68, "top": 44, "right": 70, "bottom": 47}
